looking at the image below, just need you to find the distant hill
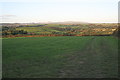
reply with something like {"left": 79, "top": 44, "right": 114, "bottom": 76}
{"left": 39, "top": 21, "right": 89, "bottom": 24}
{"left": 51, "top": 21, "right": 89, "bottom": 24}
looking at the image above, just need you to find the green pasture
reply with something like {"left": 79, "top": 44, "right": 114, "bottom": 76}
{"left": 2, "top": 36, "right": 118, "bottom": 78}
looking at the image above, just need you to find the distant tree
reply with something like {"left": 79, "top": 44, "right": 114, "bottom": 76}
{"left": 113, "top": 28, "right": 120, "bottom": 38}
{"left": 63, "top": 32, "right": 74, "bottom": 36}
{"left": 2, "top": 26, "right": 28, "bottom": 36}
{"left": 2, "top": 31, "right": 9, "bottom": 35}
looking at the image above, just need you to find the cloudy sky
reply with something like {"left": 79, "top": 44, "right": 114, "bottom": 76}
{"left": 0, "top": 0, "right": 119, "bottom": 23}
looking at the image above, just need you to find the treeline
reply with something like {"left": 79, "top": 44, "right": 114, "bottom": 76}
{"left": 18, "top": 24, "right": 47, "bottom": 27}
{"left": 113, "top": 27, "right": 120, "bottom": 38}
{"left": 2, "top": 26, "right": 28, "bottom": 35}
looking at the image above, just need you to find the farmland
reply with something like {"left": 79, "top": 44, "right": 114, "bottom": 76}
{"left": 1, "top": 0, "right": 119, "bottom": 78}
{"left": 2, "top": 36, "right": 118, "bottom": 78}
{"left": 2, "top": 23, "right": 117, "bottom": 37}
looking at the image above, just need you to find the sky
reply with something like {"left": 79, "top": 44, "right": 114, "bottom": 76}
{"left": 0, "top": 0, "right": 119, "bottom": 23}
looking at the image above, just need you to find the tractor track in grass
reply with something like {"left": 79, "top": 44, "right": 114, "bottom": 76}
{"left": 59, "top": 37, "right": 118, "bottom": 78}
{"left": 58, "top": 37, "right": 97, "bottom": 78}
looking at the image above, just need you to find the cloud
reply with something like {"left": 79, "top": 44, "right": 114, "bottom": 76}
{"left": 0, "top": 15, "right": 17, "bottom": 18}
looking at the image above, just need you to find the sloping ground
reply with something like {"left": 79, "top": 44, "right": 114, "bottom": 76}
{"left": 2, "top": 36, "right": 118, "bottom": 78}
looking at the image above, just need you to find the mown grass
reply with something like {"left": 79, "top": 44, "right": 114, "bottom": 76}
{"left": 2, "top": 36, "right": 118, "bottom": 78}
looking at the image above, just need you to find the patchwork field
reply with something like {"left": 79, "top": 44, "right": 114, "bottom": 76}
{"left": 2, "top": 36, "right": 118, "bottom": 78}
{"left": 2, "top": 23, "right": 117, "bottom": 37}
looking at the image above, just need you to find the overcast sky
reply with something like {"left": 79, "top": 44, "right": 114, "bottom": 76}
{"left": 0, "top": 0, "right": 119, "bottom": 23}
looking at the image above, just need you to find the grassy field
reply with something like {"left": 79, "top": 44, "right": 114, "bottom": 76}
{"left": 2, "top": 36, "right": 118, "bottom": 78}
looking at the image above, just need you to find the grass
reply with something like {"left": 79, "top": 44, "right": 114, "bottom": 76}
{"left": 2, "top": 36, "right": 118, "bottom": 78}
{"left": 16, "top": 27, "right": 60, "bottom": 34}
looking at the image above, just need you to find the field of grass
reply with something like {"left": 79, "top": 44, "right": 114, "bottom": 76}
{"left": 16, "top": 27, "right": 61, "bottom": 34}
{"left": 2, "top": 36, "right": 118, "bottom": 78}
